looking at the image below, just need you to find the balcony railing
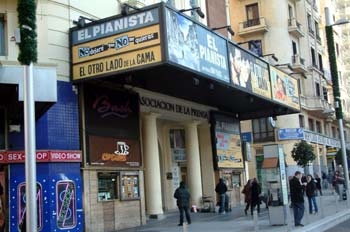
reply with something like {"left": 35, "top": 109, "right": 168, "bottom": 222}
{"left": 288, "top": 18, "right": 305, "bottom": 37}
{"left": 243, "top": 18, "right": 262, "bottom": 28}
{"left": 309, "top": 28, "right": 315, "bottom": 36}
{"left": 238, "top": 17, "right": 268, "bottom": 36}
{"left": 292, "top": 54, "right": 305, "bottom": 65}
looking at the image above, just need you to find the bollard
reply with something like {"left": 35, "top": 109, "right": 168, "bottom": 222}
{"left": 253, "top": 209, "right": 259, "bottom": 232}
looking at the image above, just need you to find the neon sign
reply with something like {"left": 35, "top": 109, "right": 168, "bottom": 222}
{"left": 17, "top": 183, "right": 43, "bottom": 231}
{"left": 56, "top": 181, "right": 77, "bottom": 229}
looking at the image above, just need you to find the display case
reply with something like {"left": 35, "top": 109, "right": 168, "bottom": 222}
{"left": 98, "top": 172, "right": 119, "bottom": 201}
{"left": 120, "top": 171, "right": 140, "bottom": 200}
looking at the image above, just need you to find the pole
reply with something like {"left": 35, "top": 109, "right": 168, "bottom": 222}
{"left": 325, "top": 7, "right": 350, "bottom": 206}
{"left": 24, "top": 62, "right": 37, "bottom": 231}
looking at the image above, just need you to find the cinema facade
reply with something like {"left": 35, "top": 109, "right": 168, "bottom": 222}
{"left": 70, "top": 3, "right": 300, "bottom": 231}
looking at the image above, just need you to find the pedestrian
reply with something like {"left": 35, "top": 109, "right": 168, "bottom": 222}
{"left": 242, "top": 179, "right": 252, "bottom": 215}
{"left": 306, "top": 175, "right": 318, "bottom": 214}
{"left": 314, "top": 174, "right": 322, "bottom": 196}
{"left": 333, "top": 171, "right": 345, "bottom": 195}
{"left": 215, "top": 178, "right": 228, "bottom": 214}
{"left": 174, "top": 181, "right": 191, "bottom": 226}
{"left": 250, "top": 178, "right": 261, "bottom": 215}
{"left": 290, "top": 171, "right": 306, "bottom": 227}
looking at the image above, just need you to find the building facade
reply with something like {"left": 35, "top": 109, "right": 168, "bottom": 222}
{"left": 229, "top": 0, "right": 350, "bottom": 188}
{"left": 1, "top": 0, "right": 302, "bottom": 231}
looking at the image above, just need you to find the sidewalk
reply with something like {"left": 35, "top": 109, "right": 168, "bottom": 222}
{"left": 118, "top": 190, "right": 350, "bottom": 232}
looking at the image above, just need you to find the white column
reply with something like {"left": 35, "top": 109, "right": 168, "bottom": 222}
{"left": 185, "top": 121, "right": 203, "bottom": 206}
{"left": 142, "top": 112, "right": 163, "bottom": 217}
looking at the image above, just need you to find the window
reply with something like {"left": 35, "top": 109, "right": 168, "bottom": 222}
{"left": 316, "top": 121, "right": 322, "bottom": 133}
{"left": 299, "top": 115, "right": 305, "bottom": 128}
{"left": 315, "top": 21, "right": 320, "bottom": 39}
{"left": 332, "top": 126, "right": 336, "bottom": 138}
{"left": 252, "top": 118, "right": 274, "bottom": 142}
{"left": 323, "top": 87, "right": 328, "bottom": 101}
{"left": 245, "top": 3, "right": 260, "bottom": 27}
{"left": 311, "top": 48, "right": 316, "bottom": 67}
{"left": 0, "top": 15, "right": 5, "bottom": 56}
{"left": 308, "top": 118, "right": 314, "bottom": 131}
{"left": 307, "top": 14, "right": 313, "bottom": 33}
{"left": 120, "top": 172, "right": 140, "bottom": 200}
{"left": 336, "top": 43, "right": 340, "bottom": 57}
{"left": 292, "top": 41, "right": 298, "bottom": 55}
{"left": 170, "top": 129, "right": 186, "bottom": 162}
{"left": 318, "top": 53, "right": 323, "bottom": 71}
{"left": 98, "top": 172, "right": 119, "bottom": 201}
{"left": 288, "top": 5, "right": 293, "bottom": 19}
{"left": 315, "top": 82, "right": 320, "bottom": 96}
{"left": 249, "top": 40, "right": 262, "bottom": 56}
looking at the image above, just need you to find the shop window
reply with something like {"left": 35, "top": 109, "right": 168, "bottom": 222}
{"left": 0, "top": 15, "right": 5, "bottom": 56}
{"left": 18, "top": 183, "right": 43, "bottom": 231}
{"left": 120, "top": 172, "right": 140, "bottom": 200}
{"left": 56, "top": 181, "right": 77, "bottom": 229}
{"left": 252, "top": 118, "right": 274, "bottom": 143}
{"left": 308, "top": 118, "right": 314, "bottom": 131}
{"left": 98, "top": 172, "right": 119, "bottom": 201}
{"left": 169, "top": 129, "right": 186, "bottom": 162}
{"left": 0, "top": 108, "right": 4, "bottom": 150}
{"left": 299, "top": 114, "right": 305, "bottom": 128}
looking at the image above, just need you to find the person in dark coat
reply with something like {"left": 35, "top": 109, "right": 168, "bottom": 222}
{"left": 215, "top": 178, "right": 228, "bottom": 214}
{"left": 290, "top": 171, "right": 306, "bottom": 227}
{"left": 174, "top": 181, "right": 191, "bottom": 226}
{"left": 242, "top": 179, "right": 252, "bottom": 215}
{"left": 314, "top": 174, "right": 322, "bottom": 196}
{"left": 306, "top": 175, "right": 318, "bottom": 214}
{"left": 250, "top": 178, "right": 261, "bottom": 215}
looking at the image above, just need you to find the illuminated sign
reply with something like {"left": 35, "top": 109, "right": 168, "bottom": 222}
{"left": 0, "top": 150, "right": 82, "bottom": 163}
{"left": 270, "top": 66, "right": 300, "bottom": 110}
{"left": 56, "top": 181, "right": 77, "bottom": 229}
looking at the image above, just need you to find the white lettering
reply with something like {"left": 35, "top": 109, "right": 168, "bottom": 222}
{"left": 129, "top": 15, "right": 138, "bottom": 27}
{"left": 105, "top": 22, "right": 114, "bottom": 33}
{"left": 78, "top": 30, "right": 85, "bottom": 41}
{"left": 144, "top": 11, "right": 154, "bottom": 23}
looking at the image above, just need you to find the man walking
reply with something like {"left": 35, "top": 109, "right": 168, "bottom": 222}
{"left": 215, "top": 178, "right": 228, "bottom": 214}
{"left": 290, "top": 171, "right": 306, "bottom": 227}
{"left": 174, "top": 181, "right": 191, "bottom": 226}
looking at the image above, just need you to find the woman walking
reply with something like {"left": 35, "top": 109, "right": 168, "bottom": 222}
{"left": 306, "top": 175, "right": 318, "bottom": 214}
{"left": 250, "top": 178, "right": 261, "bottom": 215}
{"left": 242, "top": 179, "right": 252, "bottom": 215}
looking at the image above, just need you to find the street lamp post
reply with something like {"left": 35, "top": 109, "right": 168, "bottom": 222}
{"left": 325, "top": 7, "right": 350, "bottom": 205}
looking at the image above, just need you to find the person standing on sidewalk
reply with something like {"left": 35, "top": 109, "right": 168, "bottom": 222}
{"left": 242, "top": 179, "right": 252, "bottom": 215}
{"left": 250, "top": 178, "right": 261, "bottom": 215}
{"left": 174, "top": 181, "right": 191, "bottom": 226}
{"left": 306, "top": 175, "right": 318, "bottom": 214}
{"left": 215, "top": 178, "right": 228, "bottom": 214}
{"left": 290, "top": 171, "right": 306, "bottom": 227}
{"left": 315, "top": 174, "right": 322, "bottom": 196}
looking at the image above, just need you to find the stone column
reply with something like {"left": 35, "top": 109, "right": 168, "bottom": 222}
{"left": 142, "top": 112, "right": 163, "bottom": 217}
{"left": 185, "top": 121, "right": 203, "bottom": 206}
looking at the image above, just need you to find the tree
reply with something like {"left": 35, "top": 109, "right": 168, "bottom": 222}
{"left": 335, "top": 149, "right": 350, "bottom": 165}
{"left": 291, "top": 141, "right": 316, "bottom": 167}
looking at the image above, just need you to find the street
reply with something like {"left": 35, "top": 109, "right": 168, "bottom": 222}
{"left": 325, "top": 218, "right": 350, "bottom": 232}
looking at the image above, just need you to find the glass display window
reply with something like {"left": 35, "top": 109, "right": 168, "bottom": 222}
{"left": 98, "top": 172, "right": 119, "bottom": 201}
{"left": 120, "top": 172, "right": 140, "bottom": 200}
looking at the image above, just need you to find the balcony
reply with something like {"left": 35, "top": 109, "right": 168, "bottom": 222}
{"left": 291, "top": 54, "right": 308, "bottom": 73}
{"left": 301, "top": 96, "right": 335, "bottom": 117}
{"left": 309, "top": 27, "right": 315, "bottom": 37}
{"left": 288, "top": 18, "right": 305, "bottom": 38}
{"left": 238, "top": 17, "right": 269, "bottom": 36}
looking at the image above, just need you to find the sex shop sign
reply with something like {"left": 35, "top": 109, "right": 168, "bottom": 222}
{"left": 84, "top": 84, "right": 141, "bottom": 167}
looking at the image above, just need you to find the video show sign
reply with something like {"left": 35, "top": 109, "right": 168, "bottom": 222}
{"left": 211, "top": 112, "right": 244, "bottom": 169}
{"left": 165, "top": 8, "right": 229, "bottom": 83}
{"left": 71, "top": 8, "right": 162, "bottom": 81}
{"left": 270, "top": 66, "right": 300, "bottom": 110}
{"left": 228, "top": 43, "right": 271, "bottom": 99}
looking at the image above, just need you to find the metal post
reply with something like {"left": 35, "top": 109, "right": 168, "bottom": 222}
{"left": 325, "top": 7, "right": 350, "bottom": 207}
{"left": 24, "top": 63, "right": 37, "bottom": 231}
